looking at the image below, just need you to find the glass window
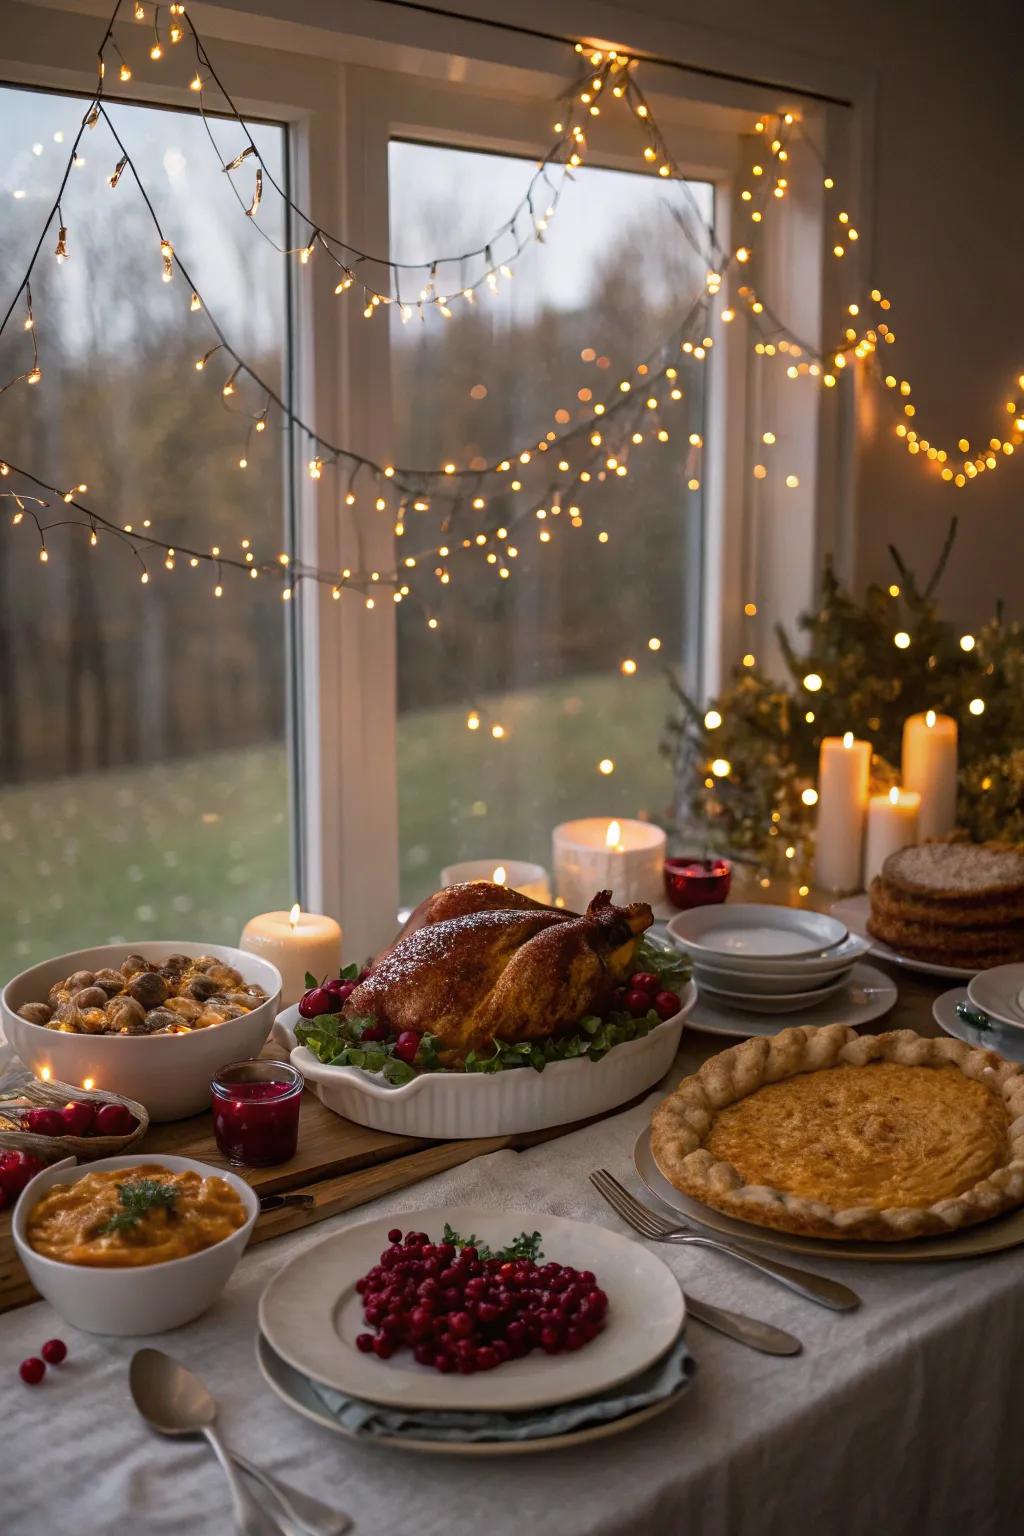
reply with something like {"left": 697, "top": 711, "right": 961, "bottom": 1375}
{"left": 388, "top": 140, "right": 712, "bottom": 906}
{"left": 0, "top": 85, "right": 293, "bottom": 977}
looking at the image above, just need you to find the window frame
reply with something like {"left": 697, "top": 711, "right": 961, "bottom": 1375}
{"left": 1, "top": 0, "right": 867, "bottom": 957}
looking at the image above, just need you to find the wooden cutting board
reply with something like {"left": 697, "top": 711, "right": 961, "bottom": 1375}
{"left": 0, "top": 1077, "right": 643, "bottom": 1315}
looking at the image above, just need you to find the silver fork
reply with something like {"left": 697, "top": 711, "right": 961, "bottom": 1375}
{"left": 591, "top": 1169, "right": 860, "bottom": 1312}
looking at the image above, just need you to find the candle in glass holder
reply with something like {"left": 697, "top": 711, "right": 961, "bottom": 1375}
{"left": 813, "top": 732, "right": 871, "bottom": 894}
{"left": 211, "top": 1060, "right": 303, "bottom": 1167}
{"left": 440, "top": 859, "right": 552, "bottom": 903}
{"left": 552, "top": 818, "right": 666, "bottom": 912}
{"left": 239, "top": 905, "right": 342, "bottom": 1006}
{"left": 864, "top": 786, "right": 921, "bottom": 886}
{"left": 902, "top": 710, "right": 958, "bottom": 841}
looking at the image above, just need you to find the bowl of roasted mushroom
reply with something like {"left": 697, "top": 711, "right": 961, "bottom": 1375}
{"left": 2, "top": 943, "right": 282, "bottom": 1121}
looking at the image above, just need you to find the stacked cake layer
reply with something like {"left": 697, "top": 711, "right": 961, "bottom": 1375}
{"left": 868, "top": 842, "right": 1024, "bottom": 970}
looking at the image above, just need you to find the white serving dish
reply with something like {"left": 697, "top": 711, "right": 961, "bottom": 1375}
{"left": 12, "top": 1153, "right": 259, "bottom": 1335}
{"left": 275, "top": 981, "right": 696, "bottom": 1139}
{"left": 694, "top": 973, "right": 850, "bottom": 1014}
{"left": 259, "top": 1206, "right": 685, "bottom": 1413}
{"left": 967, "top": 965, "right": 1024, "bottom": 1029}
{"left": 667, "top": 904, "right": 847, "bottom": 962}
{"left": 2, "top": 942, "right": 282, "bottom": 1121}
{"left": 691, "top": 958, "right": 855, "bottom": 995}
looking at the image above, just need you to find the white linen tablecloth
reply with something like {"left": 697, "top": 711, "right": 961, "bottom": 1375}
{"left": 3, "top": 1065, "right": 1024, "bottom": 1536}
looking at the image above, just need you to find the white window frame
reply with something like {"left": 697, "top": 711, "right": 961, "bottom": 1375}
{"left": 2, "top": 0, "right": 872, "bottom": 957}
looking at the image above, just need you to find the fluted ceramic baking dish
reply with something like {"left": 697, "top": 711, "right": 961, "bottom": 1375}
{"left": 274, "top": 981, "right": 696, "bottom": 1139}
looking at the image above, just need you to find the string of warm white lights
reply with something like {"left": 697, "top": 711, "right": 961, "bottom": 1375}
{"left": 1, "top": 0, "right": 1020, "bottom": 664}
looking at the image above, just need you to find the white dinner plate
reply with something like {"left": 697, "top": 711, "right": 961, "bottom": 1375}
{"left": 681, "top": 930, "right": 871, "bottom": 983}
{"left": 694, "top": 972, "right": 851, "bottom": 1015}
{"left": 967, "top": 965, "right": 1024, "bottom": 1030}
{"left": 258, "top": 1206, "right": 685, "bottom": 1414}
{"left": 685, "top": 962, "right": 897, "bottom": 1039}
{"left": 667, "top": 903, "right": 847, "bottom": 963}
{"left": 255, "top": 1330, "right": 690, "bottom": 1457}
{"left": 830, "top": 894, "right": 976, "bottom": 981}
{"left": 632, "top": 1126, "right": 1024, "bottom": 1263}
{"left": 933, "top": 986, "right": 1024, "bottom": 1063}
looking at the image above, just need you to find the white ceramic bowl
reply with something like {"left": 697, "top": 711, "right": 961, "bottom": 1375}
{"left": 13, "top": 1153, "right": 259, "bottom": 1335}
{"left": 2, "top": 942, "right": 282, "bottom": 1121}
{"left": 667, "top": 904, "right": 848, "bottom": 964}
{"left": 691, "top": 959, "right": 856, "bottom": 995}
{"left": 275, "top": 981, "right": 697, "bottom": 1139}
{"left": 682, "top": 930, "right": 871, "bottom": 982}
{"left": 694, "top": 973, "right": 850, "bottom": 1014}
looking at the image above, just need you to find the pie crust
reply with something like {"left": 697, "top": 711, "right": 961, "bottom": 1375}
{"left": 650, "top": 1025, "right": 1024, "bottom": 1241}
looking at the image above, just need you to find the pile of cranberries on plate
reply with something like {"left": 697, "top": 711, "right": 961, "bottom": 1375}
{"left": 18, "top": 1099, "right": 138, "bottom": 1140}
{"left": 353, "top": 1226, "right": 608, "bottom": 1375}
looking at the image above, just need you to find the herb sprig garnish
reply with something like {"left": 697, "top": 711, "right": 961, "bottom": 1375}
{"left": 100, "top": 1177, "right": 178, "bottom": 1235}
{"left": 441, "top": 1223, "right": 543, "bottom": 1263}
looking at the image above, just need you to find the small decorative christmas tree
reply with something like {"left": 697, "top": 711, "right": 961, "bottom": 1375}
{"left": 664, "top": 519, "right": 1024, "bottom": 874}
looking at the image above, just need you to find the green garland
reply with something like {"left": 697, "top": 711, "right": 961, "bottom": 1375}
{"left": 664, "top": 519, "right": 1024, "bottom": 875}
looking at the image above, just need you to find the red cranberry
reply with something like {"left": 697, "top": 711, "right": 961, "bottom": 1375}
{"left": 19, "top": 1358, "right": 45, "bottom": 1385}
{"left": 372, "top": 1337, "right": 394, "bottom": 1360}
{"left": 326, "top": 978, "right": 358, "bottom": 1001}
{"left": 628, "top": 972, "right": 661, "bottom": 994}
{"left": 387, "top": 1228, "right": 403, "bottom": 1244}
{"left": 24, "top": 1108, "right": 65, "bottom": 1138}
{"left": 298, "top": 985, "right": 339, "bottom": 1019}
{"left": 0, "top": 1151, "right": 44, "bottom": 1202}
{"left": 449, "top": 1311, "right": 474, "bottom": 1338}
{"left": 61, "top": 1101, "right": 96, "bottom": 1136}
{"left": 434, "top": 1352, "right": 455, "bottom": 1373}
{"left": 624, "top": 990, "right": 651, "bottom": 1018}
{"left": 393, "top": 1031, "right": 420, "bottom": 1065}
{"left": 474, "top": 1346, "right": 500, "bottom": 1370}
{"left": 355, "top": 1333, "right": 375, "bottom": 1353}
{"left": 653, "top": 990, "right": 682, "bottom": 1021}
{"left": 94, "top": 1103, "right": 136, "bottom": 1137}
{"left": 40, "top": 1339, "right": 67, "bottom": 1365}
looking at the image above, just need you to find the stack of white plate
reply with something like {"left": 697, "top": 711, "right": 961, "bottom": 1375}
{"left": 667, "top": 904, "right": 874, "bottom": 1017}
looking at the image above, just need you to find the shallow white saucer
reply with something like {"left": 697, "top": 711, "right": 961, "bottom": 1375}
{"left": 831, "top": 894, "right": 975, "bottom": 981}
{"left": 933, "top": 986, "right": 1024, "bottom": 1063}
{"left": 683, "top": 930, "right": 871, "bottom": 982}
{"left": 667, "top": 903, "right": 847, "bottom": 963}
{"left": 259, "top": 1206, "right": 684, "bottom": 1414}
{"left": 685, "top": 962, "right": 897, "bottom": 1039}
{"left": 967, "top": 965, "right": 1024, "bottom": 1030}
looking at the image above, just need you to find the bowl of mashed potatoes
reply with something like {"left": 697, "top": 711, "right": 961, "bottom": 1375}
{"left": 13, "top": 1154, "right": 259, "bottom": 1334}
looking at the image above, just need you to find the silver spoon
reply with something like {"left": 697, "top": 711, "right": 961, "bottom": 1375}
{"left": 130, "top": 1349, "right": 285, "bottom": 1536}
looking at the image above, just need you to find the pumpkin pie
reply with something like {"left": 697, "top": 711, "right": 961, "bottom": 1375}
{"left": 650, "top": 1025, "right": 1024, "bottom": 1240}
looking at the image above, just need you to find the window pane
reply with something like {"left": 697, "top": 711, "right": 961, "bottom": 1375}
{"left": 0, "top": 87, "right": 292, "bottom": 977}
{"left": 389, "top": 140, "right": 712, "bottom": 906}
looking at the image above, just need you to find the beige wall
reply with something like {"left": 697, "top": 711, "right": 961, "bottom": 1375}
{"left": 624, "top": 0, "right": 1024, "bottom": 620}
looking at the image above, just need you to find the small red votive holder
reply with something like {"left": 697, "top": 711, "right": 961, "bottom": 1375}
{"left": 663, "top": 856, "right": 732, "bottom": 910}
{"left": 211, "top": 1059, "right": 303, "bottom": 1167}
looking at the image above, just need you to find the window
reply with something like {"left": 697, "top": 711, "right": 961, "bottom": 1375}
{"left": 388, "top": 140, "right": 712, "bottom": 906}
{"left": 0, "top": 85, "right": 293, "bottom": 978}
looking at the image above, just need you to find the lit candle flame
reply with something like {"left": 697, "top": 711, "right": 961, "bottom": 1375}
{"left": 288, "top": 903, "right": 301, "bottom": 929}
{"left": 842, "top": 731, "right": 854, "bottom": 749}
{"left": 605, "top": 819, "right": 622, "bottom": 849}
{"left": 889, "top": 786, "right": 901, "bottom": 804}
{"left": 82, "top": 1077, "right": 95, "bottom": 1092}
{"left": 925, "top": 709, "right": 936, "bottom": 728}
{"left": 39, "top": 1066, "right": 51, "bottom": 1082}
{"left": 492, "top": 865, "right": 507, "bottom": 886}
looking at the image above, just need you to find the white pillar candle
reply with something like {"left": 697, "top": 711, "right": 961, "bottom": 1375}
{"left": 440, "top": 859, "right": 553, "bottom": 904}
{"left": 813, "top": 732, "right": 872, "bottom": 894}
{"left": 239, "top": 904, "right": 343, "bottom": 1006}
{"left": 552, "top": 818, "right": 666, "bottom": 912}
{"left": 864, "top": 786, "right": 921, "bottom": 886}
{"left": 902, "top": 710, "right": 958, "bottom": 841}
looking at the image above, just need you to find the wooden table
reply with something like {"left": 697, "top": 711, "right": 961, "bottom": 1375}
{"left": 0, "top": 879, "right": 951, "bottom": 1314}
